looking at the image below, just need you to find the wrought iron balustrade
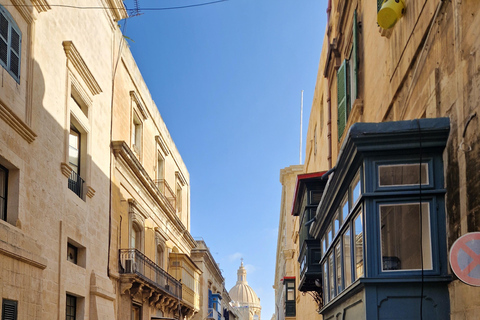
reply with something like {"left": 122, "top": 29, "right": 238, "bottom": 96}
{"left": 119, "top": 249, "right": 182, "bottom": 299}
{"left": 154, "top": 179, "right": 176, "bottom": 210}
{"left": 68, "top": 170, "right": 85, "bottom": 199}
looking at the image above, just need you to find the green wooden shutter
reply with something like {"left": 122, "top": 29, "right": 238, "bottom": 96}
{"left": 2, "top": 299, "right": 18, "bottom": 320}
{"left": 0, "top": 11, "right": 8, "bottom": 66}
{"left": 377, "top": 0, "right": 384, "bottom": 12}
{"left": 352, "top": 9, "right": 358, "bottom": 103}
{"left": 9, "top": 27, "right": 20, "bottom": 78}
{"left": 337, "top": 60, "right": 347, "bottom": 140}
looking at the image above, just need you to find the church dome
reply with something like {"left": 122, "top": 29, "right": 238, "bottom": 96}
{"left": 228, "top": 261, "right": 261, "bottom": 308}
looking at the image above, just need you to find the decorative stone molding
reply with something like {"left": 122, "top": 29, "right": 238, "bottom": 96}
{"left": 130, "top": 91, "right": 148, "bottom": 120}
{"left": 11, "top": 0, "right": 35, "bottom": 23}
{"left": 175, "top": 171, "right": 187, "bottom": 187}
{"left": 155, "top": 135, "right": 170, "bottom": 156}
{"left": 86, "top": 186, "right": 96, "bottom": 198}
{"left": 104, "top": 0, "right": 127, "bottom": 21}
{"left": 61, "top": 162, "right": 73, "bottom": 178}
{"left": 32, "top": 0, "right": 51, "bottom": 12}
{"left": 63, "top": 41, "right": 102, "bottom": 96}
{"left": 112, "top": 141, "right": 189, "bottom": 235}
{"left": 0, "top": 99, "right": 37, "bottom": 143}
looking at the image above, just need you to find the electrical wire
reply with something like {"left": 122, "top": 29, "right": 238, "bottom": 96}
{"left": 3, "top": 0, "right": 228, "bottom": 12}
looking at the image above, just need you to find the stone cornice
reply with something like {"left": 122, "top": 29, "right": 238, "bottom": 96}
{"left": 175, "top": 171, "right": 187, "bottom": 186}
{"left": 155, "top": 135, "right": 170, "bottom": 156}
{"left": 112, "top": 140, "right": 188, "bottom": 236}
{"left": 130, "top": 91, "right": 148, "bottom": 120}
{"left": 0, "top": 98, "right": 37, "bottom": 143}
{"left": 63, "top": 41, "right": 102, "bottom": 95}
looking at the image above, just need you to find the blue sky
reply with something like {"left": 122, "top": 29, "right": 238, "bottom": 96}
{"left": 121, "top": 0, "right": 327, "bottom": 317}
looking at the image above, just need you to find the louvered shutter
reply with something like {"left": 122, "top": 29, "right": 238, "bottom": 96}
{"left": 337, "top": 60, "right": 348, "bottom": 140}
{"left": 377, "top": 0, "right": 384, "bottom": 12}
{"left": 2, "top": 299, "right": 18, "bottom": 320}
{"left": 0, "top": 12, "right": 8, "bottom": 66}
{"left": 9, "top": 27, "right": 20, "bottom": 78}
{"left": 352, "top": 10, "right": 358, "bottom": 104}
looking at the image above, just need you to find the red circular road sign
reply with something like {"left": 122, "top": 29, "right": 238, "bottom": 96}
{"left": 450, "top": 232, "right": 480, "bottom": 286}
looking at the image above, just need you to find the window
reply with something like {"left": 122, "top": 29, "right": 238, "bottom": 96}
{"left": 351, "top": 171, "right": 361, "bottom": 204}
{"left": 380, "top": 202, "right": 432, "bottom": 271}
{"left": 67, "top": 243, "right": 78, "bottom": 264}
{"left": 284, "top": 279, "right": 296, "bottom": 317}
{"left": 323, "top": 262, "right": 328, "bottom": 303}
{"left": 176, "top": 184, "right": 182, "bottom": 215}
{"left": 335, "top": 243, "right": 342, "bottom": 293}
{"left": 343, "top": 227, "right": 352, "bottom": 287}
{"left": 65, "top": 295, "right": 76, "bottom": 320}
{"left": 378, "top": 163, "right": 429, "bottom": 187}
{"left": 132, "top": 111, "right": 142, "bottom": 157}
{"left": 130, "top": 223, "right": 142, "bottom": 252}
{"left": 353, "top": 212, "right": 364, "bottom": 279}
{"left": 341, "top": 195, "right": 349, "bottom": 221}
{"left": 157, "top": 153, "right": 164, "bottom": 181}
{"left": 132, "top": 304, "right": 141, "bottom": 320}
{"left": 68, "top": 123, "right": 84, "bottom": 199}
{"left": 1, "top": 299, "right": 17, "bottom": 320}
{"left": 0, "top": 164, "right": 8, "bottom": 222}
{"left": 337, "top": 10, "right": 358, "bottom": 139}
{"left": 333, "top": 213, "right": 340, "bottom": 236}
{"left": 0, "top": 5, "right": 21, "bottom": 83}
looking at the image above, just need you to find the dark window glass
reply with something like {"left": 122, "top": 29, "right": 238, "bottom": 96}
{"left": 67, "top": 243, "right": 78, "bottom": 264}
{"left": 0, "top": 164, "right": 7, "bottom": 221}
{"left": 65, "top": 294, "right": 76, "bottom": 320}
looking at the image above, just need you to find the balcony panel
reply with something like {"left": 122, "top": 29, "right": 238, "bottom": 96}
{"left": 119, "top": 249, "right": 182, "bottom": 299}
{"left": 298, "top": 240, "right": 323, "bottom": 292}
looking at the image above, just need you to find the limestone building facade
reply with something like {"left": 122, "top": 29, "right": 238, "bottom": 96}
{"left": 0, "top": 0, "right": 201, "bottom": 319}
{"left": 191, "top": 239, "right": 239, "bottom": 320}
{"left": 293, "top": 0, "right": 480, "bottom": 319}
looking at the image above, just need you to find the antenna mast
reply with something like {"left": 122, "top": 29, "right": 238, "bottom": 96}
{"left": 300, "top": 90, "right": 304, "bottom": 164}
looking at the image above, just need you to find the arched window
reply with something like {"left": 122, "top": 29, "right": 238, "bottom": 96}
{"left": 130, "top": 222, "right": 142, "bottom": 251}
{"left": 0, "top": 5, "right": 21, "bottom": 82}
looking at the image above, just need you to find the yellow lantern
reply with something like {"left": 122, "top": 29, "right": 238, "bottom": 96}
{"left": 377, "top": 0, "right": 406, "bottom": 29}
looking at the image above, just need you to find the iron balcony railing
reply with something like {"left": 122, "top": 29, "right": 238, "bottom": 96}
{"left": 154, "top": 179, "right": 176, "bottom": 211}
{"left": 119, "top": 249, "right": 182, "bottom": 299}
{"left": 68, "top": 170, "right": 85, "bottom": 199}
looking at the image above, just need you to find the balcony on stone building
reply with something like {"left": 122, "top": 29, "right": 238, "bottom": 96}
{"left": 291, "top": 171, "right": 327, "bottom": 292}
{"left": 155, "top": 179, "right": 176, "bottom": 212}
{"left": 169, "top": 252, "right": 201, "bottom": 313}
{"left": 119, "top": 249, "right": 198, "bottom": 317}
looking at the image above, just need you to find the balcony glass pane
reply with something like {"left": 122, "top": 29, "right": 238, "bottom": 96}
{"left": 333, "top": 212, "right": 341, "bottom": 236}
{"left": 378, "top": 163, "right": 428, "bottom": 187}
{"left": 352, "top": 172, "right": 361, "bottom": 204}
{"left": 343, "top": 227, "right": 352, "bottom": 287}
{"left": 342, "top": 195, "right": 349, "bottom": 221}
{"left": 329, "top": 253, "right": 334, "bottom": 298}
{"left": 380, "top": 203, "right": 432, "bottom": 271}
{"left": 323, "top": 262, "right": 328, "bottom": 303}
{"left": 354, "top": 212, "right": 364, "bottom": 279}
{"left": 335, "top": 243, "right": 342, "bottom": 293}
